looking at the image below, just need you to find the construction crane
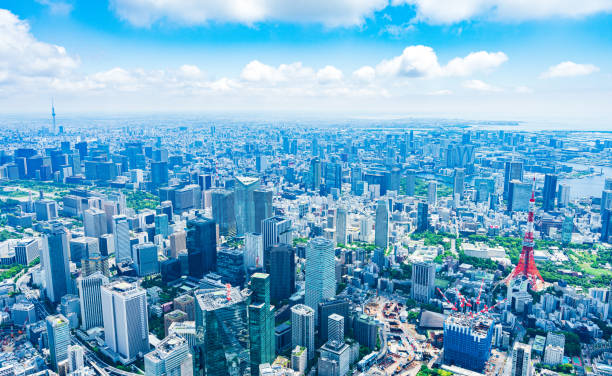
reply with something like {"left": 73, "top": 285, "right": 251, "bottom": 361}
{"left": 475, "top": 278, "right": 485, "bottom": 306}
{"left": 436, "top": 288, "right": 457, "bottom": 311}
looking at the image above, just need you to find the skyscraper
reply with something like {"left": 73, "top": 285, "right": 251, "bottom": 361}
{"left": 42, "top": 222, "right": 71, "bottom": 303}
{"left": 144, "top": 335, "right": 193, "bottom": 376}
{"left": 291, "top": 304, "right": 315, "bottom": 360}
{"left": 305, "top": 237, "right": 336, "bottom": 324}
{"left": 234, "top": 176, "right": 260, "bottom": 236}
{"left": 542, "top": 173, "right": 558, "bottom": 212}
{"left": 504, "top": 161, "right": 524, "bottom": 199}
{"left": 453, "top": 168, "right": 465, "bottom": 199}
{"left": 195, "top": 287, "right": 250, "bottom": 376}
{"left": 133, "top": 242, "right": 159, "bottom": 277}
{"left": 112, "top": 215, "right": 131, "bottom": 263}
{"left": 427, "top": 181, "right": 437, "bottom": 206}
{"left": 262, "top": 216, "right": 293, "bottom": 251}
{"left": 327, "top": 314, "right": 344, "bottom": 343}
{"left": 211, "top": 189, "right": 237, "bottom": 238}
{"left": 253, "top": 189, "right": 273, "bottom": 234}
{"left": 249, "top": 273, "right": 275, "bottom": 375}
{"left": 84, "top": 208, "right": 107, "bottom": 238}
{"left": 318, "top": 298, "right": 350, "bottom": 344}
{"left": 335, "top": 207, "right": 347, "bottom": 245}
{"left": 510, "top": 342, "right": 532, "bottom": 376}
{"left": 47, "top": 314, "right": 70, "bottom": 371}
{"left": 186, "top": 215, "right": 217, "bottom": 278}
{"left": 374, "top": 199, "right": 388, "bottom": 250}
{"left": 77, "top": 272, "right": 109, "bottom": 330}
{"left": 245, "top": 232, "right": 264, "bottom": 270}
{"left": 269, "top": 244, "right": 296, "bottom": 302}
{"left": 416, "top": 202, "right": 429, "bottom": 233}
{"left": 101, "top": 280, "right": 150, "bottom": 362}
{"left": 411, "top": 262, "right": 436, "bottom": 303}
{"left": 443, "top": 313, "right": 493, "bottom": 372}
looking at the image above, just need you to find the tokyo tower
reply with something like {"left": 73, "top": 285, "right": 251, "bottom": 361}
{"left": 504, "top": 177, "right": 545, "bottom": 291}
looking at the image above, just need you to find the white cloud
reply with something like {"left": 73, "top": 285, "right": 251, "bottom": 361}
{"left": 352, "top": 66, "right": 377, "bottom": 83}
{"left": 392, "top": 0, "right": 612, "bottom": 24}
{"left": 109, "top": 0, "right": 388, "bottom": 27}
{"left": 462, "top": 79, "right": 502, "bottom": 92}
{"left": 540, "top": 61, "right": 600, "bottom": 78}
{"left": 0, "top": 9, "right": 79, "bottom": 81}
{"left": 514, "top": 85, "right": 533, "bottom": 93}
{"left": 443, "top": 51, "right": 508, "bottom": 77}
{"left": 428, "top": 89, "right": 452, "bottom": 95}
{"left": 380, "top": 22, "right": 416, "bottom": 38}
{"left": 35, "top": 0, "right": 74, "bottom": 16}
{"left": 317, "top": 65, "right": 343, "bottom": 84}
{"left": 240, "top": 61, "right": 315, "bottom": 84}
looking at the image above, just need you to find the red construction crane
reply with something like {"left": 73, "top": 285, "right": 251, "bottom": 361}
{"left": 476, "top": 278, "right": 485, "bottom": 306}
{"left": 455, "top": 289, "right": 472, "bottom": 308}
{"left": 436, "top": 288, "right": 457, "bottom": 311}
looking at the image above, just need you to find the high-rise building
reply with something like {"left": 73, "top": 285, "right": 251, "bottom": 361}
{"left": 291, "top": 304, "right": 315, "bottom": 360}
{"left": 46, "top": 314, "right": 70, "bottom": 371}
{"left": 151, "top": 161, "right": 169, "bottom": 188}
{"left": 327, "top": 314, "right": 344, "bottom": 343}
{"left": 542, "top": 174, "right": 558, "bottom": 212}
{"left": 269, "top": 244, "right": 295, "bottom": 302}
{"left": 557, "top": 184, "right": 570, "bottom": 208}
{"left": 510, "top": 342, "right": 532, "bottom": 376}
{"left": 253, "top": 189, "right": 273, "bottom": 234}
{"left": 69, "top": 236, "right": 99, "bottom": 266}
{"left": 101, "top": 280, "right": 150, "bottom": 362}
{"left": 68, "top": 345, "right": 84, "bottom": 372}
{"left": 245, "top": 232, "right": 264, "bottom": 270}
{"left": 353, "top": 314, "right": 378, "bottom": 350}
{"left": 169, "top": 230, "right": 187, "bottom": 259}
{"left": 318, "top": 298, "right": 350, "bottom": 344}
{"left": 310, "top": 158, "right": 322, "bottom": 191}
{"left": 374, "top": 199, "right": 388, "bottom": 250}
{"left": 42, "top": 222, "right": 71, "bottom": 303}
{"left": 405, "top": 170, "right": 416, "bottom": 197}
{"left": 305, "top": 237, "right": 336, "bottom": 324}
{"left": 291, "top": 346, "right": 307, "bottom": 374}
{"left": 133, "top": 242, "right": 159, "bottom": 277}
{"left": 173, "top": 295, "right": 196, "bottom": 321}
{"left": 262, "top": 216, "right": 293, "bottom": 251}
{"left": 84, "top": 208, "right": 107, "bottom": 238}
{"left": 504, "top": 161, "right": 524, "bottom": 199}
{"left": 77, "top": 272, "right": 109, "bottom": 330}
{"left": 603, "top": 208, "right": 612, "bottom": 243}
{"left": 443, "top": 313, "right": 493, "bottom": 372}
{"left": 234, "top": 176, "right": 260, "bottom": 236}
{"left": 335, "top": 208, "right": 347, "bottom": 245}
{"left": 416, "top": 202, "right": 429, "bottom": 232}
{"left": 35, "top": 199, "right": 58, "bottom": 221}
{"left": 155, "top": 214, "right": 169, "bottom": 238}
{"left": 561, "top": 214, "right": 573, "bottom": 244}
{"left": 144, "top": 334, "right": 193, "bottom": 376}
{"left": 411, "top": 262, "right": 436, "bottom": 303}
{"left": 112, "top": 215, "right": 131, "bottom": 263}
{"left": 195, "top": 287, "right": 250, "bottom": 376}
{"left": 211, "top": 189, "right": 237, "bottom": 238}
{"left": 508, "top": 180, "right": 531, "bottom": 212}
{"left": 602, "top": 190, "right": 612, "bottom": 214}
{"left": 453, "top": 168, "right": 465, "bottom": 199}
{"left": 217, "top": 247, "right": 246, "bottom": 287}
{"left": 165, "top": 310, "right": 188, "bottom": 337}
{"left": 14, "top": 238, "right": 39, "bottom": 265}
{"left": 427, "top": 181, "right": 437, "bottom": 206}
{"left": 186, "top": 215, "right": 217, "bottom": 278}
{"left": 249, "top": 273, "right": 275, "bottom": 375}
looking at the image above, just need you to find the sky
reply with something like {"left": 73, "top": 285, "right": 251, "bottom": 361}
{"left": 1, "top": 0, "right": 611, "bottom": 126}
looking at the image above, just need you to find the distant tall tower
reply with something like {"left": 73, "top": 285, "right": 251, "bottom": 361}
{"left": 52, "top": 99, "right": 56, "bottom": 134}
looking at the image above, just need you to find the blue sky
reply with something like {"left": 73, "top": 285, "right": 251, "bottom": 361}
{"left": 1, "top": 0, "right": 611, "bottom": 125}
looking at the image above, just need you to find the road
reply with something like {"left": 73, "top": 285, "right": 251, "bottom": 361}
{"left": 18, "top": 266, "right": 140, "bottom": 376}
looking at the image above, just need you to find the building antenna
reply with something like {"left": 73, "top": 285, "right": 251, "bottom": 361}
{"left": 51, "top": 98, "right": 56, "bottom": 134}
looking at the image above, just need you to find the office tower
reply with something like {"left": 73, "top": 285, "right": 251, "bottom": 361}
{"left": 291, "top": 304, "right": 315, "bottom": 360}
{"left": 68, "top": 345, "right": 84, "bottom": 372}
{"left": 101, "top": 280, "right": 149, "bottom": 362}
{"left": 35, "top": 199, "right": 58, "bottom": 221}
{"left": 144, "top": 335, "right": 193, "bottom": 376}
{"left": 84, "top": 208, "right": 107, "bottom": 238}
{"left": 151, "top": 161, "right": 169, "bottom": 187}
{"left": 14, "top": 238, "right": 39, "bottom": 265}
{"left": 405, "top": 170, "right": 416, "bottom": 196}
{"left": 542, "top": 173, "right": 558, "bottom": 212}
{"left": 475, "top": 177, "right": 495, "bottom": 203}
{"left": 327, "top": 314, "right": 344, "bottom": 343}
{"left": 245, "top": 232, "right": 264, "bottom": 270}
{"left": 186, "top": 215, "right": 217, "bottom": 278}
{"left": 557, "top": 184, "right": 570, "bottom": 208}
{"left": 47, "top": 314, "right": 70, "bottom": 371}
{"left": 411, "top": 262, "right": 436, "bottom": 303}
{"left": 168, "top": 321, "right": 199, "bottom": 348}
{"left": 543, "top": 344, "right": 563, "bottom": 366}
{"left": 504, "top": 161, "right": 524, "bottom": 199}
{"left": 304, "top": 237, "right": 336, "bottom": 324}
{"left": 269, "top": 244, "right": 296, "bottom": 302}
{"left": 453, "top": 168, "right": 465, "bottom": 198}
{"left": 42, "top": 222, "right": 71, "bottom": 303}
{"left": 374, "top": 199, "right": 389, "bottom": 250}
{"left": 249, "top": 273, "right": 275, "bottom": 375}
{"left": 427, "top": 181, "right": 437, "bottom": 205}
{"left": 606, "top": 178, "right": 612, "bottom": 191}
{"left": 112, "top": 215, "right": 131, "bottom": 263}
{"left": 234, "top": 176, "right": 260, "bottom": 236}
{"left": 443, "top": 313, "right": 494, "bottom": 372}
{"left": 173, "top": 295, "right": 195, "bottom": 321}
{"left": 508, "top": 180, "right": 532, "bottom": 212}
{"left": 262, "top": 216, "right": 293, "bottom": 251}
{"left": 416, "top": 202, "right": 429, "bottom": 232}
{"left": 510, "top": 342, "right": 532, "bottom": 376}
{"left": 195, "top": 287, "right": 250, "bottom": 376}
{"left": 211, "top": 189, "right": 237, "bottom": 237}
{"left": 604, "top": 209, "right": 612, "bottom": 243}
{"left": 155, "top": 214, "right": 169, "bottom": 238}
{"left": 165, "top": 310, "right": 188, "bottom": 337}
{"left": 561, "top": 214, "right": 573, "bottom": 244}
{"left": 291, "top": 346, "right": 307, "bottom": 374}
{"left": 310, "top": 158, "right": 322, "bottom": 191}
{"left": 603, "top": 190, "right": 612, "bottom": 214}
{"left": 133, "top": 242, "right": 159, "bottom": 277}
{"left": 77, "top": 272, "right": 109, "bottom": 330}
{"left": 318, "top": 298, "right": 350, "bottom": 343}
{"left": 253, "top": 189, "right": 273, "bottom": 233}
{"left": 353, "top": 314, "right": 378, "bottom": 350}
{"left": 11, "top": 302, "right": 36, "bottom": 326}
{"left": 69, "top": 236, "right": 99, "bottom": 266}
{"left": 169, "top": 230, "right": 187, "bottom": 258}
{"left": 335, "top": 208, "right": 347, "bottom": 245}
{"left": 217, "top": 248, "right": 246, "bottom": 287}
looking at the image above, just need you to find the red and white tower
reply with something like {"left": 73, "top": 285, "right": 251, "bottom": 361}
{"left": 504, "top": 177, "right": 545, "bottom": 291}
